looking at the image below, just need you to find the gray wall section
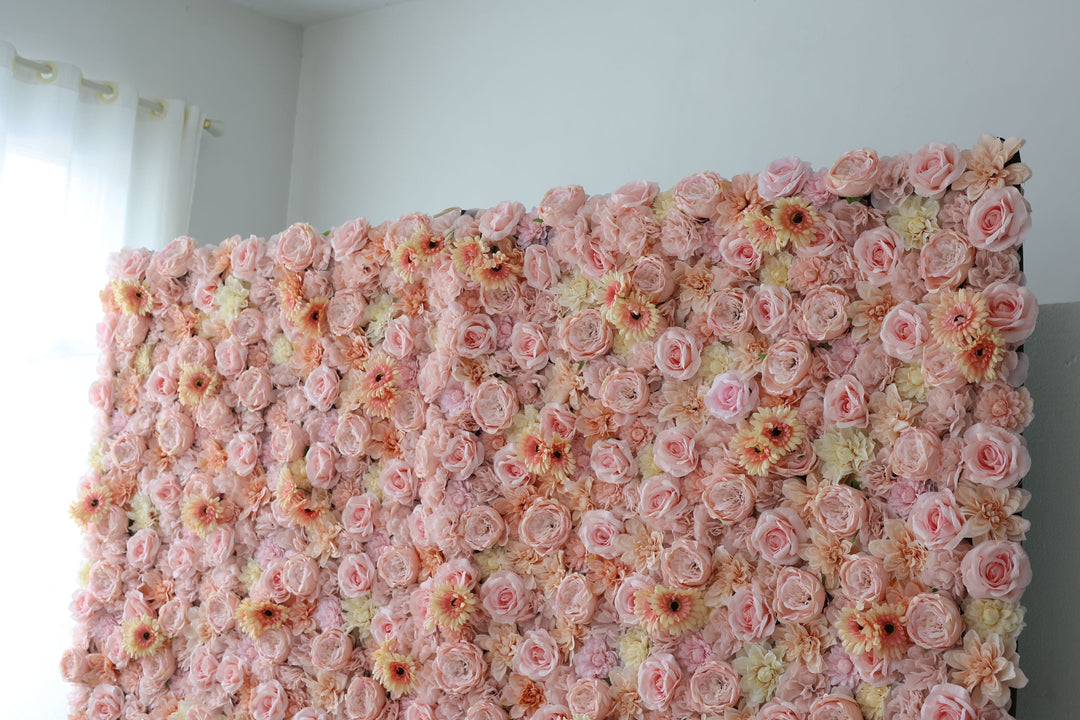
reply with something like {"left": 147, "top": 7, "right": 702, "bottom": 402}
{"left": 1019, "top": 301, "right": 1080, "bottom": 717}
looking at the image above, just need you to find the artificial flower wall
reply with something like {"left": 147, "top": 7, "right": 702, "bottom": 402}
{"left": 65, "top": 135, "right": 1036, "bottom": 720}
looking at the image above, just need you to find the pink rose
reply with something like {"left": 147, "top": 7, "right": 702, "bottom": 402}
{"left": 757, "top": 156, "right": 811, "bottom": 201}
{"left": 752, "top": 507, "right": 808, "bottom": 565}
{"left": 590, "top": 438, "right": 636, "bottom": 484}
{"left": 705, "top": 371, "right": 758, "bottom": 423}
{"left": 966, "top": 186, "right": 1031, "bottom": 252}
{"left": 480, "top": 570, "right": 531, "bottom": 622}
{"left": 493, "top": 444, "right": 531, "bottom": 488}
{"left": 479, "top": 200, "right": 525, "bottom": 241}
{"left": 801, "top": 285, "right": 850, "bottom": 342}
{"left": 961, "top": 540, "right": 1031, "bottom": 602}
{"left": 983, "top": 280, "right": 1038, "bottom": 344}
{"left": 891, "top": 426, "right": 941, "bottom": 481}
{"left": 838, "top": 554, "right": 889, "bottom": 604}
{"left": 276, "top": 222, "right": 322, "bottom": 271}
{"left": 609, "top": 179, "right": 658, "bottom": 210}
{"left": 560, "top": 309, "right": 613, "bottom": 361}
{"left": 920, "top": 231, "right": 974, "bottom": 292}
{"left": 727, "top": 583, "right": 775, "bottom": 643}
{"left": 637, "top": 653, "right": 682, "bottom": 711}
{"left": 226, "top": 431, "right": 259, "bottom": 476}
{"left": 578, "top": 510, "right": 624, "bottom": 559}
{"left": 377, "top": 545, "right": 419, "bottom": 588}
{"left": 906, "top": 593, "right": 963, "bottom": 650}
{"left": 335, "top": 413, "right": 371, "bottom": 457}
{"left": 853, "top": 226, "right": 903, "bottom": 284}
{"left": 673, "top": 171, "right": 724, "bottom": 219}
{"left": 236, "top": 367, "right": 274, "bottom": 411}
{"left": 706, "top": 287, "right": 754, "bottom": 337}
{"left": 825, "top": 147, "right": 880, "bottom": 197}
{"left": 379, "top": 459, "right": 417, "bottom": 503}
{"left": 461, "top": 505, "right": 506, "bottom": 551}
{"left": 456, "top": 314, "right": 497, "bottom": 358}
{"left": 509, "top": 321, "right": 550, "bottom": 371}
{"left": 773, "top": 566, "right": 826, "bottom": 623}
{"left": 520, "top": 499, "right": 571, "bottom": 553}
{"left": 660, "top": 539, "right": 713, "bottom": 587}
{"left": 600, "top": 368, "right": 650, "bottom": 414}
{"left": 231, "top": 308, "right": 265, "bottom": 344}
{"left": 441, "top": 432, "right": 483, "bottom": 482}
{"left": 718, "top": 232, "right": 762, "bottom": 274}
{"left": 814, "top": 483, "right": 868, "bottom": 538}
{"left": 962, "top": 423, "right": 1029, "bottom": 488}
{"left": 311, "top": 628, "right": 353, "bottom": 671}
{"left": 631, "top": 255, "right": 675, "bottom": 301}
{"left": 921, "top": 683, "right": 977, "bottom": 720}
{"left": 338, "top": 554, "right": 375, "bottom": 596}
{"left": 466, "top": 701, "right": 509, "bottom": 720}
{"left": 809, "top": 694, "right": 862, "bottom": 720}
{"left": 151, "top": 236, "right": 195, "bottom": 277}
{"left": 88, "top": 560, "right": 122, "bottom": 601}
{"left": 702, "top": 474, "right": 757, "bottom": 523}
{"left": 751, "top": 285, "right": 793, "bottom": 337}
{"left": 761, "top": 339, "right": 813, "bottom": 396}
{"left": 689, "top": 660, "right": 740, "bottom": 712}
{"left": 554, "top": 573, "right": 597, "bottom": 623}
{"left": 567, "top": 678, "right": 614, "bottom": 720}
{"left": 342, "top": 493, "right": 378, "bottom": 538}
{"left": 249, "top": 680, "right": 287, "bottom": 720}
{"left": 306, "top": 442, "right": 339, "bottom": 489}
{"left": 523, "top": 245, "right": 561, "bottom": 290}
{"left": 156, "top": 408, "right": 195, "bottom": 457}
{"left": 344, "top": 675, "right": 386, "bottom": 720}
{"left": 126, "top": 528, "right": 160, "bottom": 570}
{"left": 759, "top": 700, "right": 803, "bottom": 720}
{"left": 823, "top": 375, "right": 868, "bottom": 428}
{"left": 327, "top": 290, "right": 367, "bottom": 336}
{"left": 540, "top": 185, "right": 587, "bottom": 227}
{"left": 472, "top": 378, "right": 518, "bottom": 433}
{"left": 215, "top": 338, "right": 247, "bottom": 377}
{"left": 382, "top": 315, "right": 415, "bottom": 358}
{"left": 515, "top": 629, "right": 560, "bottom": 680}
{"left": 87, "top": 684, "right": 123, "bottom": 720}
{"left": 910, "top": 491, "right": 965, "bottom": 549}
{"left": 330, "top": 217, "right": 370, "bottom": 259}
{"left": 880, "top": 301, "right": 930, "bottom": 362}
{"left": 652, "top": 428, "right": 697, "bottom": 478}
{"left": 909, "top": 142, "right": 966, "bottom": 198}
{"left": 654, "top": 327, "right": 702, "bottom": 380}
{"left": 216, "top": 653, "right": 246, "bottom": 694}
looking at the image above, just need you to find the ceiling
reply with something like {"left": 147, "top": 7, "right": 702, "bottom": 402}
{"left": 228, "top": 0, "right": 411, "bottom": 27}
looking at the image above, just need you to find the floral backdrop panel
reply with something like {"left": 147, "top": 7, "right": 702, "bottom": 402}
{"left": 66, "top": 135, "right": 1036, "bottom": 720}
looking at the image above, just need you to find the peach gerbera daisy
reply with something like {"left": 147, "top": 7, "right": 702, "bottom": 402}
{"left": 635, "top": 585, "right": 707, "bottom": 637}
{"left": 520, "top": 429, "right": 551, "bottom": 475}
{"left": 608, "top": 293, "right": 660, "bottom": 342}
{"left": 428, "top": 582, "right": 477, "bottom": 631}
{"left": 291, "top": 297, "right": 330, "bottom": 337}
{"left": 750, "top": 404, "right": 805, "bottom": 455}
{"left": 177, "top": 364, "right": 219, "bottom": 407}
{"left": 122, "top": 616, "right": 167, "bottom": 658}
{"left": 372, "top": 643, "right": 419, "bottom": 698}
{"left": 70, "top": 483, "right": 114, "bottom": 528}
{"left": 391, "top": 240, "right": 422, "bottom": 281}
{"left": 731, "top": 425, "right": 776, "bottom": 476}
{"left": 356, "top": 355, "right": 400, "bottom": 418}
{"left": 113, "top": 280, "right": 154, "bottom": 316}
{"left": 837, "top": 605, "right": 880, "bottom": 657}
{"left": 451, "top": 236, "right": 488, "bottom": 278}
{"left": 742, "top": 209, "right": 781, "bottom": 254}
{"left": 598, "top": 271, "right": 632, "bottom": 315}
{"left": 955, "top": 328, "right": 1005, "bottom": 384}
{"left": 770, "top": 197, "right": 821, "bottom": 250}
{"left": 475, "top": 250, "right": 520, "bottom": 290}
{"left": 236, "top": 598, "right": 290, "bottom": 639}
{"left": 181, "top": 493, "right": 225, "bottom": 538}
{"left": 863, "top": 603, "right": 909, "bottom": 660}
{"left": 931, "top": 289, "right": 988, "bottom": 349}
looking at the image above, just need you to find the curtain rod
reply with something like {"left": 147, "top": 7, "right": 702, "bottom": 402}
{"left": 12, "top": 53, "right": 224, "bottom": 137}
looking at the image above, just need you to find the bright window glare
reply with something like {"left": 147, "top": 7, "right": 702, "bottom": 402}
{"left": 0, "top": 153, "right": 105, "bottom": 719}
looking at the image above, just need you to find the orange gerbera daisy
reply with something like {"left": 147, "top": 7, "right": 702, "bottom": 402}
{"left": 750, "top": 404, "right": 805, "bottom": 455}
{"left": 863, "top": 603, "right": 909, "bottom": 660}
{"left": 236, "top": 598, "right": 290, "bottom": 639}
{"left": 520, "top": 429, "right": 551, "bottom": 475}
{"left": 770, "top": 197, "right": 821, "bottom": 250}
{"left": 290, "top": 297, "right": 330, "bottom": 338}
{"left": 956, "top": 328, "right": 1005, "bottom": 384}
{"left": 428, "top": 582, "right": 477, "bottom": 631}
{"left": 598, "top": 272, "right": 632, "bottom": 316}
{"left": 931, "top": 289, "right": 988, "bottom": 349}
{"left": 357, "top": 355, "right": 400, "bottom": 418}
{"left": 391, "top": 240, "right": 423, "bottom": 281}
{"left": 731, "top": 425, "right": 776, "bottom": 476}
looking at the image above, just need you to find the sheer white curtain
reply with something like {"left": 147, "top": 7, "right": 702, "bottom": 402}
{"left": 0, "top": 40, "right": 204, "bottom": 720}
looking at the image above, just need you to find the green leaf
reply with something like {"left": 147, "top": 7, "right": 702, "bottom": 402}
{"left": 757, "top": 352, "right": 767, "bottom": 359}
{"left": 533, "top": 217, "right": 544, "bottom": 223}
{"left": 321, "top": 229, "right": 331, "bottom": 236}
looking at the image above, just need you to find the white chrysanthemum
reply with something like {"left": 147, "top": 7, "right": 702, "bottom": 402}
{"left": 637, "top": 445, "right": 663, "bottom": 480}
{"left": 963, "top": 598, "right": 1026, "bottom": 641}
{"left": 652, "top": 188, "right": 676, "bottom": 224}
{"left": 343, "top": 594, "right": 378, "bottom": 639}
{"left": 759, "top": 251, "right": 794, "bottom": 287}
{"left": 134, "top": 343, "right": 154, "bottom": 376}
{"left": 474, "top": 547, "right": 506, "bottom": 579}
{"left": 886, "top": 195, "right": 941, "bottom": 250}
{"left": 240, "top": 559, "right": 262, "bottom": 592}
{"left": 814, "top": 428, "right": 876, "bottom": 482}
{"left": 556, "top": 271, "right": 595, "bottom": 312}
{"left": 362, "top": 462, "right": 383, "bottom": 499}
{"left": 215, "top": 276, "right": 250, "bottom": 323}
{"left": 617, "top": 627, "right": 650, "bottom": 668}
{"left": 733, "top": 643, "right": 786, "bottom": 707}
{"left": 894, "top": 363, "right": 929, "bottom": 403}
{"left": 270, "top": 332, "right": 293, "bottom": 365}
{"left": 363, "top": 292, "right": 397, "bottom": 343}
{"left": 857, "top": 682, "right": 888, "bottom": 720}
{"left": 696, "top": 342, "right": 736, "bottom": 382}
{"left": 128, "top": 492, "right": 157, "bottom": 532}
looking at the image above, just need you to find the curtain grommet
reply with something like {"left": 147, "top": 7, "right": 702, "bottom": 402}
{"left": 97, "top": 82, "right": 119, "bottom": 104}
{"left": 36, "top": 61, "right": 57, "bottom": 83}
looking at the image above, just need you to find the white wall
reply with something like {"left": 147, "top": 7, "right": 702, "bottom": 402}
{"left": 289, "top": 0, "right": 1080, "bottom": 304}
{"left": 1, "top": 0, "right": 303, "bottom": 242}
